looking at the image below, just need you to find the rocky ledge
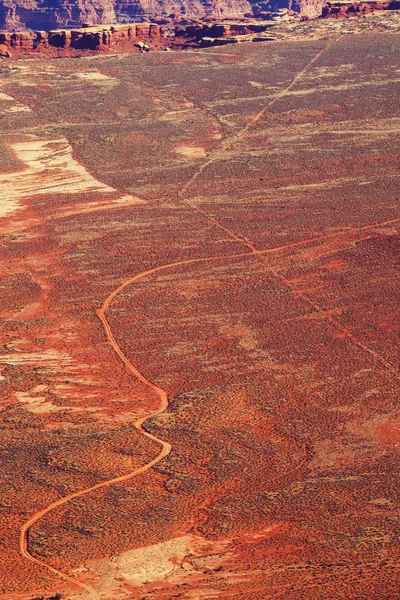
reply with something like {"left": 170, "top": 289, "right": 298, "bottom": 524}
{"left": 0, "top": 19, "right": 279, "bottom": 54}
{"left": 0, "top": 22, "right": 165, "bottom": 52}
{"left": 321, "top": 0, "right": 400, "bottom": 16}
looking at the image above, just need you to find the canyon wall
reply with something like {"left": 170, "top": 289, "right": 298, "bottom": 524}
{"left": 0, "top": 22, "right": 166, "bottom": 50}
{"left": 0, "top": 0, "right": 324, "bottom": 30}
{"left": 0, "top": 19, "right": 277, "bottom": 53}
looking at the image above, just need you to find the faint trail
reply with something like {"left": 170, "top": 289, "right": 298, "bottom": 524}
{"left": 269, "top": 263, "right": 400, "bottom": 379}
{"left": 179, "top": 36, "right": 342, "bottom": 202}
{"left": 178, "top": 39, "right": 341, "bottom": 252}
{"left": 261, "top": 218, "right": 400, "bottom": 379}
{"left": 177, "top": 34, "right": 400, "bottom": 379}
{"left": 259, "top": 217, "right": 400, "bottom": 256}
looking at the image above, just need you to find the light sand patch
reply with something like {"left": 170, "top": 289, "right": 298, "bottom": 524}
{"left": 3, "top": 105, "right": 32, "bottom": 113}
{"left": 0, "top": 135, "right": 144, "bottom": 217}
{"left": 369, "top": 498, "right": 392, "bottom": 507}
{"left": 175, "top": 145, "right": 207, "bottom": 159}
{"left": 117, "top": 535, "right": 231, "bottom": 586}
{"left": 16, "top": 82, "right": 37, "bottom": 87}
{"left": 57, "top": 194, "right": 144, "bottom": 218}
{"left": 75, "top": 71, "right": 117, "bottom": 86}
{"left": 0, "top": 91, "right": 32, "bottom": 115}
{"left": 84, "top": 524, "right": 288, "bottom": 594}
{"left": 15, "top": 386, "right": 73, "bottom": 414}
{"left": 219, "top": 323, "right": 258, "bottom": 351}
{"left": 75, "top": 71, "right": 113, "bottom": 80}
{"left": 13, "top": 301, "right": 42, "bottom": 320}
{"left": 305, "top": 63, "right": 355, "bottom": 81}
{"left": 83, "top": 534, "right": 230, "bottom": 594}
{"left": 0, "top": 349, "right": 73, "bottom": 368}
{"left": 9, "top": 64, "right": 30, "bottom": 72}
{"left": 117, "top": 535, "right": 201, "bottom": 585}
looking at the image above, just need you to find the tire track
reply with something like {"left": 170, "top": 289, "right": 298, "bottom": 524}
{"left": 179, "top": 36, "right": 342, "bottom": 203}
{"left": 177, "top": 33, "right": 399, "bottom": 379}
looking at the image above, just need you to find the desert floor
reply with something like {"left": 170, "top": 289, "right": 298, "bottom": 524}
{"left": 0, "top": 21, "right": 399, "bottom": 599}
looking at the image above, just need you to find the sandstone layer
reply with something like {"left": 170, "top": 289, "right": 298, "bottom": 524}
{"left": 0, "top": 0, "right": 323, "bottom": 31}
{"left": 0, "top": 22, "right": 170, "bottom": 53}
{"left": 0, "top": 20, "right": 279, "bottom": 53}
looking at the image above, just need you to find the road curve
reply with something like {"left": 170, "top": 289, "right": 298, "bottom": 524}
{"left": 18, "top": 251, "right": 254, "bottom": 598}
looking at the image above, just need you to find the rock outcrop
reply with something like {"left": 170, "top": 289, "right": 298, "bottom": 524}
{"left": 0, "top": 41, "right": 11, "bottom": 54}
{"left": 321, "top": 0, "right": 398, "bottom": 16}
{"left": 175, "top": 20, "right": 273, "bottom": 38}
{"left": 246, "top": 0, "right": 325, "bottom": 18}
{"left": 0, "top": 22, "right": 164, "bottom": 50}
{"left": 1, "top": 1, "right": 398, "bottom": 52}
{"left": 0, "top": 19, "right": 281, "bottom": 53}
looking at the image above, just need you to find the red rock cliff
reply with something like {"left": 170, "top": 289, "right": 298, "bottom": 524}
{"left": 0, "top": 21, "right": 164, "bottom": 49}
{"left": 0, "top": 0, "right": 326, "bottom": 30}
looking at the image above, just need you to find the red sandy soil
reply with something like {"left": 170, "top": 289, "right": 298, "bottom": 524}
{"left": 0, "top": 23, "right": 399, "bottom": 600}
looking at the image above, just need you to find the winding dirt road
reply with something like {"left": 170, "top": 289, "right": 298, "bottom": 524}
{"left": 19, "top": 253, "right": 252, "bottom": 598}
{"left": 19, "top": 216, "right": 400, "bottom": 597}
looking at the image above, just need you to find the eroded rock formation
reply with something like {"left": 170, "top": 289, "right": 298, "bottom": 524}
{"left": 175, "top": 20, "right": 272, "bottom": 37}
{"left": 0, "top": 19, "right": 282, "bottom": 52}
{"left": 321, "top": 0, "right": 398, "bottom": 17}
{"left": 0, "top": 0, "right": 327, "bottom": 30}
{"left": 0, "top": 22, "right": 164, "bottom": 50}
